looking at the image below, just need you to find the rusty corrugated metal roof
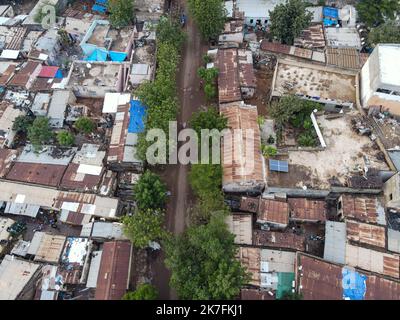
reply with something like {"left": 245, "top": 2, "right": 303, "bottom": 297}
{"left": 340, "top": 195, "right": 380, "bottom": 224}
{"left": 218, "top": 48, "right": 242, "bottom": 104}
{"left": 257, "top": 199, "right": 289, "bottom": 226}
{"left": 0, "top": 149, "right": 18, "bottom": 178}
{"left": 60, "top": 163, "right": 103, "bottom": 192}
{"left": 6, "top": 162, "right": 67, "bottom": 187}
{"left": 237, "top": 246, "right": 260, "bottom": 286}
{"left": 294, "top": 24, "right": 325, "bottom": 49}
{"left": 8, "top": 61, "right": 41, "bottom": 88}
{"left": 346, "top": 220, "right": 386, "bottom": 248}
{"left": 288, "top": 198, "right": 326, "bottom": 222}
{"left": 326, "top": 47, "right": 361, "bottom": 69}
{"left": 240, "top": 196, "right": 259, "bottom": 213}
{"left": 0, "top": 64, "right": 17, "bottom": 86}
{"left": 253, "top": 229, "right": 305, "bottom": 251}
{"left": 95, "top": 241, "right": 131, "bottom": 300}
{"left": 220, "top": 102, "right": 264, "bottom": 187}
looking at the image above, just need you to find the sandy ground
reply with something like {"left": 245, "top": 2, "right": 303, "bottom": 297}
{"left": 288, "top": 112, "right": 389, "bottom": 189}
{"left": 274, "top": 63, "right": 356, "bottom": 103}
{"left": 149, "top": 0, "right": 207, "bottom": 300}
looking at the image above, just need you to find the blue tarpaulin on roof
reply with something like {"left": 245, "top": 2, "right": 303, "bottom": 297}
{"left": 109, "top": 51, "right": 127, "bottom": 62}
{"left": 323, "top": 7, "right": 339, "bottom": 19}
{"left": 323, "top": 18, "right": 337, "bottom": 26}
{"left": 128, "top": 100, "right": 147, "bottom": 133}
{"left": 85, "top": 48, "right": 108, "bottom": 62}
{"left": 342, "top": 267, "right": 367, "bottom": 300}
{"left": 96, "top": 0, "right": 108, "bottom": 4}
{"left": 54, "top": 69, "right": 63, "bottom": 79}
{"left": 92, "top": 4, "right": 107, "bottom": 13}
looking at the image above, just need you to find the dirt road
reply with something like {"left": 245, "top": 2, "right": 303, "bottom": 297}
{"left": 151, "top": 1, "right": 207, "bottom": 299}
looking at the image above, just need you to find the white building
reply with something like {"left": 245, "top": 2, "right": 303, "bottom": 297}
{"left": 236, "top": 0, "right": 286, "bottom": 27}
{"left": 361, "top": 44, "right": 400, "bottom": 116}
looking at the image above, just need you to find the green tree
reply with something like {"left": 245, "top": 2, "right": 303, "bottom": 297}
{"left": 57, "top": 130, "right": 75, "bottom": 146}
{"left": 297, "top": 132, "right": 317, "bottom": 147}
{"left": 12, "top": 115, "right": 34, "bottom": 134}
{"left": 133, "top": 170, "right": 167, "bottom": 211}
{"left": 122, "top": 283, "right": 159, "bottom": 300}
{"left": 188, "top": 0, "right": 227, "bottom": 40}
{"left": 75, "top": 117, "right": 95, "bottom": 134}
{"left": 269, "top": 0, "right": 312, "bottom": 45}
{"left": 108, "top": 0, "right": 134, "bottom": 28}
{"left": 356, "top": 0, "right": 400, "bottom": 27}
{"left": 368, "top": 20, "right": 400, "bottom": 46}
{"left": 189, "top": 164, "right": 223, "bottom": 198}
{"left": 197, "top": 67, "right": 219, "bottom": 83}
{"left": 262, "top": 145, "right": 277, "bottom": 158}
{"left": 123, "top": 209, "right": 166, "bottom": 249}
{"left": 27, "top": 116, "right": 53, "bottom": 150}
{"left": 156, "top": 16, "right": 186, "bottom": 50}
{"left": 190, "top": 107, "right": 227, "bottom": 137}
{"left": 164, "top": 213, "right": 250, "bottom": 299}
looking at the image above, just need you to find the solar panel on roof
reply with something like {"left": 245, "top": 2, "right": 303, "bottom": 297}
{"left": 269, "top": 159, "right": 289, "bottom": 173}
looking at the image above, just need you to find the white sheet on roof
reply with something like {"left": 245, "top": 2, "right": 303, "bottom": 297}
{"left": 102, "top": 92, "right": 131, "bottom": 113}
{"left": 0, "top": 49, "right": 19, "bottom": 59}
{"left": 77, "top": 164, "right": 102, "bottom": 176}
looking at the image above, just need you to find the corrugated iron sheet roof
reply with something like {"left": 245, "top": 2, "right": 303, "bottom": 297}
{"left": 0, "top": 149, "right": 17, "bottom": 178}
{"left": 257, "top": 199, "right": 289, "bottom": 226}
{"left": 237, "top": 246, "right": 260, "bottom": 286}
{"left": 7, "top": 60, "right": 41, "bottom": 88}
{"left": 326, "top": 47, "right": 361, "bottom": 69}
{"left": 0, "top": 63, "right": 17, "bottom": 86}
{"left": 218, "top": 48, "right": 242, "bottom": 104}
{"left": 346, "top": 220, "right": 386, "bottom": 248}
{"left": 240, "top": 196, "right": 259, "bottom": 213}
{"left": 294, "top": 24, "right": 325, "bottom": 49}
{"left": 6, "top": 162, "right": 66, "bottom": 187}
{"left": 253, "top": 229, "right": 305, "bottom": 251}
{"left": 345, "top": 243, "right": 400, "bottom": 279}
{"left": 60, "top": 163, "right": 103, "bottom": 192}
{"left": 220, "top": 102, "right": 264, "bottom": 187}
{"left": 288, "top": 198, "right": 326, "bottom": 222}
{"left": 33, "top": 233, "right": 66, "bottom": 264}
{"left": 339, "top": 195, "right": 380, "bottom": 224}
{"left": 298, "top": 253, "right": 400, "bottom": 300}
{"left": 95, "top": 241, "right": 131, "bottom": 300}
{"left": 225, "top": 214, "right": 252, "bottom": 245}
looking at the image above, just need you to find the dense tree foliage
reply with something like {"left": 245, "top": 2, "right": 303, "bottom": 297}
{"left": 133, "top": 170, "right": 167, "bottom": 211}
{"left": 27, "top": 116, "right": 53, "bottom": 150}
{"left": 108, "top": 0, "right": 134, "bottom": 28}
{"left": 57, "top": 130, "right": 75, "bottom": 146}
{"left": 269, "top": 0, "right": 312, "bottom": 45}
{"left": 164, "top": 213, "right": 250, "bottom": 299}
{"left": 368, "top": 20, "right": 400, "bottom": 46}
{"left": 190, "top": 107, "right": 227, "bottom": 137}
{"left": 122, "top": 284, "right": 159, "bottom": 300}
{"left": 188, "top": 0, "right": 226, "bottom": 40}
{"left": 123, "top": 209, "right": 166, "bottom": 249}
{"left": 135, "top": 17, "right": 184, "bottom": 161}
{"left": 75, "top": 117, "right": 95, "bottom": 134}
{"left": 156, "top": 16, "right": 186, "bottom": 49}
{"left": 357, "top": 0, "right": 400, "bottom": 27}
{"left": 197, "top": 67, "right": 219, "bottom": 100}
{"left": 12, "top": 115, "right": 34, "bottom": 134}
{"left": 270, "top": 95, "right": 321, "bottom": 146}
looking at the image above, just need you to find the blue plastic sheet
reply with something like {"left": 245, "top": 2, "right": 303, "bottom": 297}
{"left": 92, "top": 4, "right": 107, "bottom": 13}
{"left": 85, "top": 48, "right": 108, "bottom": 62}
{"left": 109, "top": 51, "right": 127, "bottom": 62}
{"left": 128, "top": 100, "right": 147, "bottom": 133}
{"left": 342, "top": 267, "right": 367, "bottom": 300}
{"left": 323, "top": 7, "right": 339, "bottom": 19}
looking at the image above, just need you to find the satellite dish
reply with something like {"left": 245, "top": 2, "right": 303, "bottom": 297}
{"left": 86, "top": 63, "right": 91, "bottom": 69}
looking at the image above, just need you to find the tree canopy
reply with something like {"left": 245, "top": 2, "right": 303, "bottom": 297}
{"left": 156, "top": 16, "right": 186, "bottom": 49}
{"left": 108, "top": 0, "right": 134, "bottom": 28}
{"left": 122, "top": 283, "right": 159, "bottom": 300}
{"left": 12, "top": 115, "right": 34, "bottom": 134}
{"left": 269, "top": 0, "right": 312, "bottom": 45}
{"left": 164, "top": 212, "right": 249, "bottom": 299}
{"left": 356, "top": 0, "right": 400, "bottom": 27}
{"left": 75, "top": 117, "right": 95, "bottom": 134}
{"left": 27, "top": 116, "right": 53, "bottom": 150}
{"left": 133, "top": 170, "right": 167, "bottom": 211}
{"left": 368, "top": 20, "right": 400, "bottom": 46}
{"left": 57, "top": 130, "right": 75, "bottom": 146}
{"left": 188, "top": 0, "right": 227, "bottom": 40}
{"left": 123, "top": 209, "right": 166, "bottom": 249}
{"left": 190, "top": 107, "right": 227, "bottom": 137}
